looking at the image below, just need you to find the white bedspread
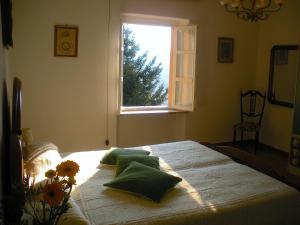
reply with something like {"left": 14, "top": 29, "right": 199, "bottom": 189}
{"left": 62, "top": 141, "right": 300, "bottom": 225}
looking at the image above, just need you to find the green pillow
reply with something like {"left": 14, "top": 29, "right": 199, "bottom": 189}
{"left": 115, "top": 155, "right": 160, "bottom": 176}
{"left": 100, "top": 148, "right": 150, "bottom": 165}
{"left": 103, "top": 161, "right": 182, "bottom": 202}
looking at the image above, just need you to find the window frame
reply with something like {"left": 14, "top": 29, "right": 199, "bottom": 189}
{"left": 119, "top": 13, "right": 196, "bottom": 114}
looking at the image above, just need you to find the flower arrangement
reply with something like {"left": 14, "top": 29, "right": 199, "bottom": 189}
{"left": 22, "top": 160, "right": 80, "bottom": 225}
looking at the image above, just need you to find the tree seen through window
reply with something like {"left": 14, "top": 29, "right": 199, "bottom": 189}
{"left": 122, "top": 24, "right": 170, "bottom": 106}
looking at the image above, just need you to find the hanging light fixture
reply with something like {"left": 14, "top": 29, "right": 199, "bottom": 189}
{"left": 220, "top": 0, "right": 284, "bottom": 22}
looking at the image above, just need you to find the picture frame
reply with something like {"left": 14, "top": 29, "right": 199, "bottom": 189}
{"left": 218, "top": 37, "right": 234, "bottom": 63}
{"left": 54, "top": 25, "right": 78, "bottom": 57}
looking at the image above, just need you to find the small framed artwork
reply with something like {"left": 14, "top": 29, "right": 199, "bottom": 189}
{"left": 275, "top": 49, "right": 288, "bottom": 65}
{"left": 218, "top": 37, "right": 234, "bottom": 63}
{"left": 54, "top": 25, "right": 78, "bottom": 57}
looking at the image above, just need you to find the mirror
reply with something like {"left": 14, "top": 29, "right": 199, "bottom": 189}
{"left": 268, "top": 45, "right": 299, "bottom": 108}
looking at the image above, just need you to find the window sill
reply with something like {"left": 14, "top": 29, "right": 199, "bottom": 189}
{"left": 120, "top": 106, "right": 187, "bottom": 115}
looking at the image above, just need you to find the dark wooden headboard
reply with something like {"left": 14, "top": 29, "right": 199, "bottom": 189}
{"left": 3, "top": 77, "right": 24, "bottom": 224}
{"left": 0, "top": 77, "right": 10, "bottom": 225}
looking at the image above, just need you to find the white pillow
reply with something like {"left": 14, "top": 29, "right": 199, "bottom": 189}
{"left": 24, "top": 147, "right": 62, "bottom": 183}
{"left": 24, "top": 141, "right": 58, "bottom": 161}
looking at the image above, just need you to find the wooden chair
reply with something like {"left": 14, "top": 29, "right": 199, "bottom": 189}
{"left": 233, "top": 90, "right": 266, "bottom": 154}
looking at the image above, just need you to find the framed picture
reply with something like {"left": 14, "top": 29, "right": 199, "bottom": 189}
{"left": 54, "top": 25, "right": 78, "bottom": 57}
{"left": 275, "top": 49, "right": 288, "bottom": 65}
{"left": 218, "top": 37, "right": 234, "bottom": 63}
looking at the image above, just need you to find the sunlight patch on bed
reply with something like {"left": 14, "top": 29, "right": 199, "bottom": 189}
{"left": 206, "top": 201, "right": 217, "bottom": 212}
{"left": 159, "top": 157, "right": 204, "bottom": 206}
{"left": 62, "top": 145, "right": 219, "bottom": 213}
{"left": 145, "top": 146, "right": 218, "bottom": 212}
{"left": 62, "top": 151, "right": 105, "bottom": 186}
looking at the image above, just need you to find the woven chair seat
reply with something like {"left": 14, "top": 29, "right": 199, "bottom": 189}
{"left": 234, "top": 122, "right": 260, "bottom": 132}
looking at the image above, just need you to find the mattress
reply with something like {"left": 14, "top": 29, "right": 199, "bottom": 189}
{"left": 61, "top": 141, "right": 300, "bottom": 225}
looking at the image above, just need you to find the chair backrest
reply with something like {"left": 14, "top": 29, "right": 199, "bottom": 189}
{"left": 240, "top": 90, "right": 266, "bottom": 125}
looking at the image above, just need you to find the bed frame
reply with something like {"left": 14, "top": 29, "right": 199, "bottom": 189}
{"left": 2, "top": 77, "right": 24, "bottom": 224}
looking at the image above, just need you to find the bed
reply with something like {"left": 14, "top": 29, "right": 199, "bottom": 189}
{"left": 65, "top": 142, "right": 300, "bottom": 225}
{"left": 3, "top": 77, "right": 300, "bottom": 225}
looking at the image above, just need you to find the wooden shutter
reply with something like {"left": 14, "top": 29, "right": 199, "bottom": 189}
{"left": 169, "top": 25, "right": 197, "bottom": 111}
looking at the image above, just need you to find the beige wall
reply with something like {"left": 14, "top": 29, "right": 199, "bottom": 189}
{"left": 117, "top": 0, "right": 195, "bottom": 146}
{"left": 9, "top": 0, "right": 111, "bottom": 152}
{"left": 255, "top": 0, "right": 300, "bottom": 152}
{"left": 184, "top": 1, "right": 259, "bottom": 143}
{"left": 117, "top": 0, "right": 259, "bottom": 146}
{"left": 9, "top": 0, "right": 261, "bottom": 150}
{"left": 118, "top": 113, "right": 186, "bottom": 147}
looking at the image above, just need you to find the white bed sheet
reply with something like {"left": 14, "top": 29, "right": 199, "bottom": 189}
{"left": 62, "top": 141, "right": 300, "bottom": 225}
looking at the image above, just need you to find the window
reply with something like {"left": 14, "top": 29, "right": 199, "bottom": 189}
{"left": 120, "top": 14, "right": 197, "bottom": 113}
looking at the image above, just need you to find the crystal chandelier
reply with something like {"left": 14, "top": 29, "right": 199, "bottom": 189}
{"left": 220, "top": 0, "right": 284, "bottom": 22}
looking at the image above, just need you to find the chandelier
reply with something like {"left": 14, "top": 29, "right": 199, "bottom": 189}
{"left": 220, "top": 0, "right": 284, "bottom": 22}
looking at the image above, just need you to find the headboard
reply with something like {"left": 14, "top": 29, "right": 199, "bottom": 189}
{"left": 3, "top": 77, "right": 24, "bottom": 224}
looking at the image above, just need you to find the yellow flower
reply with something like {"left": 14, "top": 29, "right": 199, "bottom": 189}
{"left": 56, "top": 160, "right": 80, "bottom": 178}
{"left": 45, "top": 169, "right": 56, "bottom": 179}
{"left": 43, "top": 182, "right": 64, "bottom": 206}
{"left": 68, "top": 177, "right": 77, "bottom": 185}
